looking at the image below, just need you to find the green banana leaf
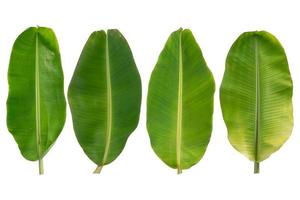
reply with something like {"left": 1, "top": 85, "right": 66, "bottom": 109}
{"left": 147, "top": 28, "right": 215, "bottom": 174}
{"left": 68, "top": 29, "right": 142, "bottom": 173}
{"left": 220, "top": 31, "right": 293, "bottom": 173}
{"left": 7, "top": 27, "right": 66, "bottom": 174}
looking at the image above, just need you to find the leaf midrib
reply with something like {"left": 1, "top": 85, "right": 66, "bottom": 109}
{"left": 35, "top": 29, "right": 42, "bottom": 161}
{"left": 254, "top": 35, "right": 260, "bottom": 163}
{"left": 102, "top": 33, "right": 112, "bottom": 167}
{"left": 176, "top": 31, "right": 183, "bottom": 173}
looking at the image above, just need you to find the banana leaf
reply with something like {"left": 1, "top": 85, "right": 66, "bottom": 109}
{"left": 7, "top": 27, "right": 66, "bottom": 174}
{"left": 68, "top": 29, "right": 142, "bottom": 173}
{"left": 147, "top": 28, "right": 215, "bottom": 174}
{"left": 220, "top": 31, "right": 293, "bottom": 173}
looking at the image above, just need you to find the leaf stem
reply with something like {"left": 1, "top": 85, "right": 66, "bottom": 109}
{"left": 39, "top": 159, "right": 44, "bottom": 175}
{"left": 177, "top": 168, "right": 182, "bottom": 174}
{"left": 93, "top": 165, "right": 103, "bottom": 174}
{"left": 254, "top": 161, "right": 259, "bottom": 174}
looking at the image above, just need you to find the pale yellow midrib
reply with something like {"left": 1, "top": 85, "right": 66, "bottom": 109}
{"left": 176, "top": 32, "right": 183, "bottom": 174}
{"left": 254, "top": 35, "right": 260, "bottom": 162}
{"left": 102, "top": 33, "right": 112, "bottom": 167}
{"left": 35, "top": 30, "right": 42, "bottom": 160}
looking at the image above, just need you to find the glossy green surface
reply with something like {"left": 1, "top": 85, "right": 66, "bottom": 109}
{"left": 7, "top": 27, "right": 66, "bottom": 174}
{"left": 220, "top": 31, "right": 293, "bottom": 173}
{"left": 147, "top": 29, "right": 215, "bottom": 173}
{"left": 68, "top": 30, "right": 141, "bottom": 173}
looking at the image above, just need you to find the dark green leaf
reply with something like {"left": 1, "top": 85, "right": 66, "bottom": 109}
{"left": 68, "top": 29, "right": 142, "bottom": 173}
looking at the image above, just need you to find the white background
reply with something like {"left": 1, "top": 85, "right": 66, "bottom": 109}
{"left": 0, "top": 0, "right": 299, "bottom": 199}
